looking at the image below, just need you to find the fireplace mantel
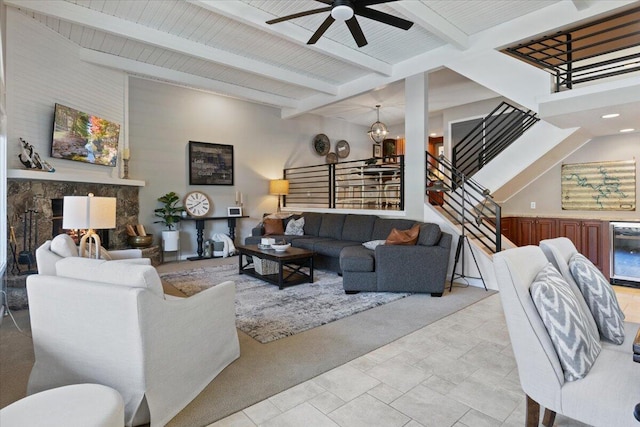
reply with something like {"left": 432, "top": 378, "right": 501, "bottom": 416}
{"left": 8, "top": 169, "right": 145, "bottom": 187}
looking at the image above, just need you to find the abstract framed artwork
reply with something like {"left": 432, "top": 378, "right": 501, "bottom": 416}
{"left": 561, "top": 159, "right": 635, "bottom": 210}
{"left": 188, "top": 141, "right": 234, "bottom": 185}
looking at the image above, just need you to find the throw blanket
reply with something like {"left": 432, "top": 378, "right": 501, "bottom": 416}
{"left": 212, "top": 233, "right": 236, "bottom": 257}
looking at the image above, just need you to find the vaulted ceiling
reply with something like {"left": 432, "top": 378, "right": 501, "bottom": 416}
{"left": 6, "top": 0, "right": 639, "bottom": 133}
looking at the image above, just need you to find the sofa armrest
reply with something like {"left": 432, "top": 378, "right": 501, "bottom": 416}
{"left": 251, "top": 225, "right": 265, "bottom": 237}
{"left": 108, "top": 249, "right": 143, "bottom": 260}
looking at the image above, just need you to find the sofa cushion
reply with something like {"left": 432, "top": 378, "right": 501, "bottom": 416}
{"left": 340, "top": 246, "right": 375, "bottom": 272}
{"left": 302, "top": 212, "right": 323, "bottom": 236}
{"left": 263, "top": 218, "right": 284, "bottom": 235}
{"left": 313, "top": 240, "right": 361, "bottom": 258}
{"left": 417, "top": 223, "right": 442, "bottom": 246}
{"left": 284, "top": 217, "right": 305, "bottom": 235}
{"left": 386, "top": 224, "right": 420, "bottom": 245}
{"left": 569, "top": 253, "right": 626, "bottom": 344}
{"left": 371, "top": 218, "right": 416, "bottom": 240}
{"left": 55, "top": 257, "right": 165, "bottom": 299}
{"left": 341, "top": 214, "right": 376, "bottom": 242}
{"left": 291, "top": 237, "right": 330, "bottom": 251}
{"left": 530, "top": 263, "right": 601, "bottom": 381}
{"left": 318, "top": 213, "right": 346, "bottom": 240}
{"left": 50, "top": 233, "right": 78, "bottom": 258}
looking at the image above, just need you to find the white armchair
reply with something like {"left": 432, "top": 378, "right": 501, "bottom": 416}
{"left": 36, "top": 233, "right": 146, "bottom": 275}
{"left": 26, "top": 257, "right": 240, "bottom": 427}
{"left": 493, "top": 245, "right": 640, "bottom": 427}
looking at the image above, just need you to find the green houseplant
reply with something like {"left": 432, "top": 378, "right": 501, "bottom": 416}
{"left": 154, "top": 192, "right": 185, "bottom": 252}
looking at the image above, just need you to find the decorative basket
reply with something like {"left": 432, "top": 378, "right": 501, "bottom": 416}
{"left": 253, "top": 258, "right": 278, "bottom": 275}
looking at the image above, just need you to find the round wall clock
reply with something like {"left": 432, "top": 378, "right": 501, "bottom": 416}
{"left": 184, "top": 191, "right": 211, "bottom": 217}
{"left": 335, "top": 140, "right": 350, "bottom": 158}
{"left": 313, "top": 134, "right": 330, "bottom": 156}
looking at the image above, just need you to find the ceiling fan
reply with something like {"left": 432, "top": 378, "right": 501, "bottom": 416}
{"left": 266, "top": 0, "right": 414, "bottom": 48}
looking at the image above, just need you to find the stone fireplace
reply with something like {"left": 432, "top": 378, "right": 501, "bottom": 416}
{"left": 6, "top": 176, "right": 141, "bottom": 274}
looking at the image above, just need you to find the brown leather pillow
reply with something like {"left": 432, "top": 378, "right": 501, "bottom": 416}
{"left": 263, "top": 218, "right": 284, "bottom": 235}
{"left": 385, "top": 224, "right": 420, "bottom": 245}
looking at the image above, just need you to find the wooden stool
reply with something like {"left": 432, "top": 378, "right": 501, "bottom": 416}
{"left": 0, "top": 384, "right": 124, "bottom": 427}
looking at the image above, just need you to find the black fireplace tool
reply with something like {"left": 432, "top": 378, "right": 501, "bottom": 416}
{"left": 8, "top": 225, "right": 20, "bottom": 274}
{"left": 18, "top": 209, "right": 37, "bottom": 275}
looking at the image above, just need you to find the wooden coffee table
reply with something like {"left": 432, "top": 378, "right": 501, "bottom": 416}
{"left": 237, "top": 244, "right": 314, "bottom": 290}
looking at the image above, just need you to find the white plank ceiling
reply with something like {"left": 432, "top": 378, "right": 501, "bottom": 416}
{"left": 6, "top": 0, "right": 639, "bottom": 135}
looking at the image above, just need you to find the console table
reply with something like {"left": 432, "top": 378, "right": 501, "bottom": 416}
{"left": 182, "top": 215, "right": 247, "bottom": 261}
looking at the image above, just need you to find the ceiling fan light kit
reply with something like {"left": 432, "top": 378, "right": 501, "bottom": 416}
{"left": 266, "top": 0, "right": 414, "bottom": 48}
{"left": 368, "top": 105, "right": 388, "bottom": 143}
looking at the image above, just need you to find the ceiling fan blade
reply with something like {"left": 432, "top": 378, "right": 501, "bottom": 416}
{"left": 314, "top": 0, "right": 333, "bottom": 4}
{"left": 266, "top": 6, "right": 331, "bottom": 25}
{"left": 355, "top": 6, "right": 414, "bottom": 30}
{"left": 346, "top": 17, "right": 368, "bottom": 47}
{"left": 308, "top": 15, "right": 336, "bottom": 45}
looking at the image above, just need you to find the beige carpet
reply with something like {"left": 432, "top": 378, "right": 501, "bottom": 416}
{"left": 0, "top": 257, "right": 494, "bottom": 426}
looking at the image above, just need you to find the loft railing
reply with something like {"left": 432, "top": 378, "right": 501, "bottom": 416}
{"left": 504, "top": 5, "right": 640, "bottom": 92}
{"left": 283, "top": 156, "right": 404, "bottom": 210}
{"left": 427, "top": 152, "right": 502, "bottom": 253}
{"left": 452, "top": 101, "right": 538, "bottom": 179}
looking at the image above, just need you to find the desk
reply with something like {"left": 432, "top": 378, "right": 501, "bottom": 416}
{"left": 182, "top": 216, "right": 248, "bottom": 261}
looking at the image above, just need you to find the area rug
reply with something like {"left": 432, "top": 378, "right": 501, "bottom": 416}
{"left": 160, "top": 264, "right": 409, "bottom": 343}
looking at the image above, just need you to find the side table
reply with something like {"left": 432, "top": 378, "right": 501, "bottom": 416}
{"left": 140, "top": 245, "right": 162, "bottom": 266}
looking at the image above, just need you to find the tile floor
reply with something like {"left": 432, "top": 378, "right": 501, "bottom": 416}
{"left": 210, "top": 286, "right": 640, "bottom": 427}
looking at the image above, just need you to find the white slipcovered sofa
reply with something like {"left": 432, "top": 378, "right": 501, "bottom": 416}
{"left": 26, "top": 257, "right": 240, "bottom": 427}
{"left": 36, "top": 233, "right": 147, "bottom": 275}
{"left": 493, "top": 245, "right": 640, "bottom": 427}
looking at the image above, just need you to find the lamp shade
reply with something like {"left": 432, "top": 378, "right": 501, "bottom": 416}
{"left": 269, "top": 179, "right": 290, "bottom": 196}
{"left": 62, "top": 195, "right": 117, "bottom": 230}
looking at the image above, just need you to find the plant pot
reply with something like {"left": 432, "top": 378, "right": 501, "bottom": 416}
{"left": 162, "top": 230, "right": 180, "bottom": 252}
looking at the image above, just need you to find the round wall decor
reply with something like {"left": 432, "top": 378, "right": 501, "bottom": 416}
{"left": 335, "top": 140, "right": 350, "bottom": 158}
{"left": 326, "top": 152, "right": 338, "bottom": 164}
{"left": 313, "top": 134, "right": 330, "bottom": 156}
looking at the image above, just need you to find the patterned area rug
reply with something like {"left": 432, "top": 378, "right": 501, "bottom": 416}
{"left": 160, "top": 264, "right": 409, "bottom": 343}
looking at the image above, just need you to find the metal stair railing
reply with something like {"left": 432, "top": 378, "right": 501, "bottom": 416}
{"left": 427, "top": 152, "right": 502, "bottom": 254}
{"left": 452, "top": 101, "right": 539, "bottom": 179}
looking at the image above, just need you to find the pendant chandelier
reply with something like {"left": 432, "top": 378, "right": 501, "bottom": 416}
{"left": 368, "top": 105, "right": 388, "bottom": 144}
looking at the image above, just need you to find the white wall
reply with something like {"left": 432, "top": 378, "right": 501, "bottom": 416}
{"left": 129, "top": 77, "right": 372, "bottom": 255}
{"left": 501, "top": 132, "right": 640, "bottom": 221}
{"left": 6, "top": 8, "right": 125, "bottom": 178}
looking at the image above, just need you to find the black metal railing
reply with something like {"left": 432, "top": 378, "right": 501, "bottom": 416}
{"left": 283, "top": 156, "right": 404, "bottom": 210}
{"left": 452, "top": 101, "right": 538, "bottom": 179}
{"left": 427, "top": 152, "right": 502, "bottom": 253}
{"left": 504, "top": 5, "right": 640, "bottom": 92}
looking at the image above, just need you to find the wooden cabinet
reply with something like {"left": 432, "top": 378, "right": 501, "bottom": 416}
{"left": 504, "top": 216, "right": 609, "bottom": 278}
{"left": 516, "top": 217, "right": 557, "bottom": 246}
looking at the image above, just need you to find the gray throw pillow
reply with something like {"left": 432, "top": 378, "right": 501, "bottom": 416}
{"left": 284, "top": 217, "right": 305, "bottom": 236}
{"left": 362, "top": 240, "right": 385, "bottom": 250}
{"left": 530, "top": 263, "right": 601, "bottom": 381}
{"left": 569, "top": 253, "right": 625, "bottom": 344}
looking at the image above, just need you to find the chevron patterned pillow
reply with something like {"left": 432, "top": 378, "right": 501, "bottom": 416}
{"left": 569, "top": 253, "right": 626, "bottom": 344}
{"left": 531, "top": 263, "right": 601, "bottom": 381}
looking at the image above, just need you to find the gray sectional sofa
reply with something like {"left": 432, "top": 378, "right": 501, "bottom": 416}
{"left": 245, "top": 212, "right": 452, "bottom": 296}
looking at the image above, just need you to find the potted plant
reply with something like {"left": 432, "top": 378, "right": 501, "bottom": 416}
{"left": 154, "top": 192, "right": 184, "bottom": 251}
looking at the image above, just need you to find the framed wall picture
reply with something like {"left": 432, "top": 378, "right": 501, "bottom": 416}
{"left": 227, "top": 206, "right": 243, "bottom": 217}
{"left": 188, "top": 141, "right": 234, "bottom": 185}
{"left": 373, "top": 144, "right": 382, "bottom": 158}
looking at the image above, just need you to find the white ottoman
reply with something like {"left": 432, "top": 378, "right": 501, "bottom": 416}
{"left": 0, "top": 384, "right": 124, "bottom": 427}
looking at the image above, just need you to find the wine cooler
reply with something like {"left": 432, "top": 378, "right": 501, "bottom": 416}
{"left": 610, "top": 222, "right": 640, "bottom": 288}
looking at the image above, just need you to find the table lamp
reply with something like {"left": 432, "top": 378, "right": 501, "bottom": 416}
{"left": 269, "top": 179, "right": 289, "bottom": 213}
{"left": 63, "top": 194, "right": 116, "bottom": 258}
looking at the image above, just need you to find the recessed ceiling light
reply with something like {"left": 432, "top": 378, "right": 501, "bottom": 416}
{"left": 601, "top": 113, "right": 620, "bottom": 119}
{"left": 429, "top": 133, "right": 437, "bottom": 137}
{"left": 619, "top": 128, "right": 635, "bottom": 133}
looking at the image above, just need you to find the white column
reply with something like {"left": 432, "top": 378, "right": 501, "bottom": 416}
{"left": 404, "top": 73, "right": 428, "bottom": 219}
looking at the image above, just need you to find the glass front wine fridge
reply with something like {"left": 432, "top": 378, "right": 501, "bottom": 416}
{"left": 610, "top": 222, "right": 640, "bottom": 288}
